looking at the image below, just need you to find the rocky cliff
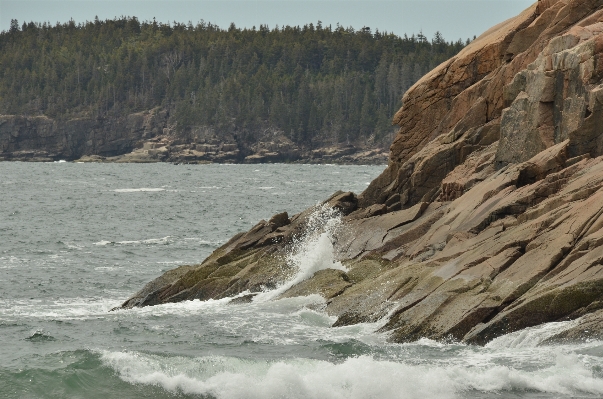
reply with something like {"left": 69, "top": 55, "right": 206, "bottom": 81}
{"left": 120, "top": 0, "right": 603, "bottom": 344}
{"left": 0, "top": 111, "right": 387, "bottom": 164}
{"left": 0, "top": 109, "right": 169, "bottom": 162}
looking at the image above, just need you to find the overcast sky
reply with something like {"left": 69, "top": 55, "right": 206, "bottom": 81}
{"left": 1, "top": 0, "right": 533, "bottom": 42}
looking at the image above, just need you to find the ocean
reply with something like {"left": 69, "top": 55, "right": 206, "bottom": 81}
{"left": 1, "top": 162, "right": 603, "bottom": 399}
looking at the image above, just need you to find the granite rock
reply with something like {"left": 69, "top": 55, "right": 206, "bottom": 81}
{"left": 121, "top": 0, "right": 603, "bottom": 345}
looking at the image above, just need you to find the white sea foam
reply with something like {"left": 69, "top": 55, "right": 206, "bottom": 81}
{"left": 62, "top": 241, "right": 84, "bottom": 250}
{"left": 120, "top": 296, "right": 237, "bottom": 317}
{"left": 94, "top": 266, "right": 123, "bottom": 271}
{"left": 119, "top": 293, "right": 322, "bottom": 321}
{"left": 113, "top": 293, "right": 386, "bottom": 347}
{"left": 100, "top": 349, "right": 603, "bottom": 399}
{"left": 0, "top": 297, "right": 119, "bottom": 319}
{"left": 113, "top": 188, "right": 165, "bottom": 193}
{"left": 93, "top": 236, "right": 171, "bottom": 246}
{"left": 117, "top": 236, "right": 171, "bottom": 245}
{"left": 0, "top": 256, "right": 29, "bottom": 268}
{"left": 486, "top": 320, "right": 580, "bottom": 349}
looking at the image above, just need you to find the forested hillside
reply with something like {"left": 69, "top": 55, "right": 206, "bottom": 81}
{"left": 0, "top": 17, "right": 466, "bottom": 148}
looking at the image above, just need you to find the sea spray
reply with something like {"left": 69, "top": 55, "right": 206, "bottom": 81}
{"left": 286, "top": 204, "right": 347, "bottom": 282}
{"left": 255, "top": 204, "right": 346, "bottom": 301}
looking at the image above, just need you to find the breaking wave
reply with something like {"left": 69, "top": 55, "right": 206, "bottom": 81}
{"left": 100, "top": 347, "right": 603, "bottom": 399}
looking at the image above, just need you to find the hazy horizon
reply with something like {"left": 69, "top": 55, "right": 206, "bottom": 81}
{"left": 1, "top": 0, "right": 533, "bottom": 42}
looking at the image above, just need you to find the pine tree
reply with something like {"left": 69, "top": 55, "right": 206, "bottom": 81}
{"left": 0, "top": 17, "right": 466, "bottom": 147}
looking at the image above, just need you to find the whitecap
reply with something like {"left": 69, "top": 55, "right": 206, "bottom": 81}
{"left": 116, "top": 236, "right": 171, "bottom": 245}
{"left": 62, "top": 241, "right": 84, "bottom": 250}
{"left": 94, "top": 237, "right": 171, "bottom": 246}
{"left": 113, "top": 188, "right": 165, "bottom": 193}
{"left": 94, "top": 266, "right": 123, "bottom": 271}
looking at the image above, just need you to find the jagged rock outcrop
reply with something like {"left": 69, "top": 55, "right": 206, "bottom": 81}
{"left": 360, "top": 0, "right": 603, "bottom": 207}
{"left": 120, "top": 0, "right": 603, "bottom": 344}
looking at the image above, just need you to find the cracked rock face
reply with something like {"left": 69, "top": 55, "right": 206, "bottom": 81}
{"left": 121, "top": 0, "right": 603, "bottom": 344}
{"left": 0, "top": 109, "right": 169, "bottom": 161}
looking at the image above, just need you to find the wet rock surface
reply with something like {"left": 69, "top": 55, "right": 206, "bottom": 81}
{"left": 122, "top": 0, "right": 603, "bottom": 345}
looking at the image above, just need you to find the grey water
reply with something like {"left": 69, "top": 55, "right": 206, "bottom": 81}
{"left": 1, "top": 162, "right": 603, "bottom": 399}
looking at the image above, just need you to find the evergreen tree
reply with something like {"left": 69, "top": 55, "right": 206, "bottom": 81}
{"left": 0, "top": 17, "right": 467, "bottom": 146}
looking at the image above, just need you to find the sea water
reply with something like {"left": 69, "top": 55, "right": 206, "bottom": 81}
{"left": 1, "top": 162, "right": 603, "bottom": 399}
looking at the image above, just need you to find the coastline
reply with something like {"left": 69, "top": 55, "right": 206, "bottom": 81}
{"left": 120, "top": 0, "right": 603, "bottom": 345}
{"left": 0, "top": 146, "right": 389, "bottom": 165}
{"left": 0, "top": 113, "right": 389, "bottom": 165}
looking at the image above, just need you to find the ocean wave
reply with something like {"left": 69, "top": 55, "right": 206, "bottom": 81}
{"left": 113, "top": 188, "right": 165, "bottom": 193}
{"left": 117, "top": 236, "right": 171, "bottom": 245}
{"left": 93, "top": 236, "right": 171, "bottom": 246}
{"left": 0, "top": 297, "right": 120, "bottom": 319}
{"left": 94, "top": 266, "right": 123, "bottom": 271}
{"left": 100, "top": 350, "right": 603, "bottom": 399}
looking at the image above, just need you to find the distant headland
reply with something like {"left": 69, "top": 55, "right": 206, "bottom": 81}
{"left": 0, "top": 18, "right": 468, "bottom": 164}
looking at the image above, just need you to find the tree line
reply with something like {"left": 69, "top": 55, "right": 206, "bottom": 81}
{"left": 0, "top": 17, "right": 468, "bottom": 146}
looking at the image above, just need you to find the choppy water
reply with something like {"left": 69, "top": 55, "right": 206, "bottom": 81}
{"left": 2, "top": 162, "right": 603, "bottom": 399}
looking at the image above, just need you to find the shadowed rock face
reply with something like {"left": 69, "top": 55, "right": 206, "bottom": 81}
{"left": 121, "top": 0, "right": 603, "bottom": 344}
{"left": 0, "top": 111, "right": 388, "bottom": 164}
{"left": 0, "top": 109, "right": 170, "bottom": 161}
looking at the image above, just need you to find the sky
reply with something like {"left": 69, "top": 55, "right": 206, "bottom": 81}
{"left": 0, "top": 0, "right": 534, "bottom": 42}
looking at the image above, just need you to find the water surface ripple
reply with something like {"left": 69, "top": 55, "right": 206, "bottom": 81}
{"left": 1, "top": 162, "right": 602, "bottom": 399}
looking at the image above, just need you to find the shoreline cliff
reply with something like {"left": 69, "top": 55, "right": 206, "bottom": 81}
{"left": 0, "top": 112, "right": 388, "bottom": 165}
{"left": 120, "top": 0, "right": 603, "bottom": 345}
